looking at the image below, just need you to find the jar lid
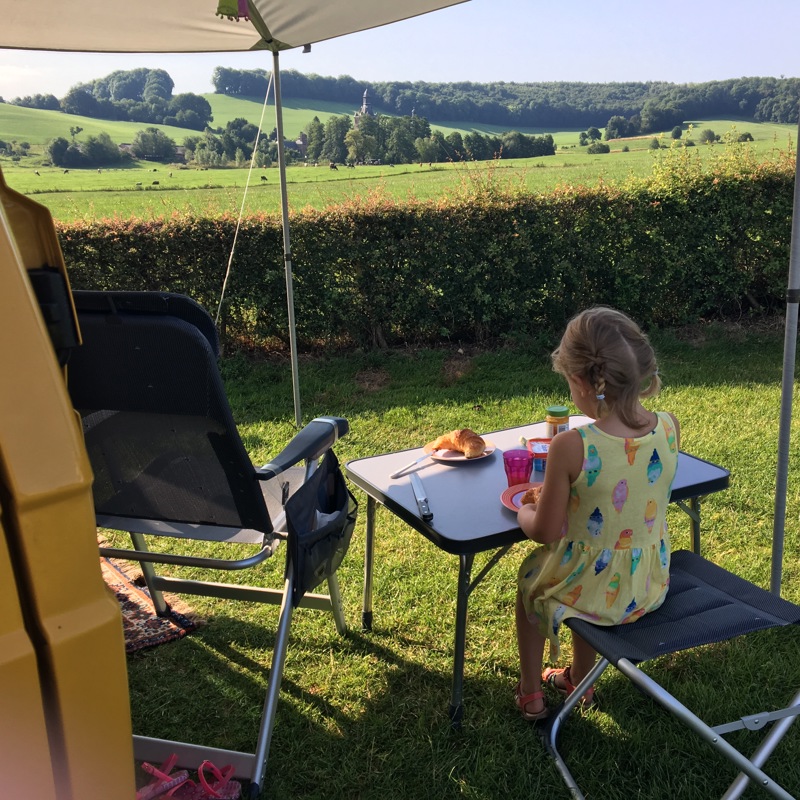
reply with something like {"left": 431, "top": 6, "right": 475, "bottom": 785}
{"left": 546, "top": 405, "right": 569, "bottom": 417}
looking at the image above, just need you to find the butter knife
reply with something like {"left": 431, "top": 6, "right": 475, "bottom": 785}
{"left": 390, "top": 450, "right": 435, "bottom": 479}
{"left": 409, "top": 472, "right": 433, "bottom": 522}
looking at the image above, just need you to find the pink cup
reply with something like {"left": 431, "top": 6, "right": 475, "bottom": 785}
{"left": 503, "top": 449, "right": 533, "bottom": 487}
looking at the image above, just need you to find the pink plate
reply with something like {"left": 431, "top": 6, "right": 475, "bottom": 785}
{"left": 501, "top": 482, "right": 543, "bottom": 511}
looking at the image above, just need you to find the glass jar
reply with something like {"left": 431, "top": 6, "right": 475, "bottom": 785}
{"left": 545, "top": 405, "right": 570, "bottom": 438}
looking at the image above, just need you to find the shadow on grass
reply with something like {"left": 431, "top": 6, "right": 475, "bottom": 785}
{"left": 127, "top": 611, "right": 800, "bottom": 800}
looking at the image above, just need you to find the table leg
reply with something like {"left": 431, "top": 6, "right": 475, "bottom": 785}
{"left": 674, "top": 497, "right": 703, "bottom": 555}
{"left": 362, "top": 495, "right": 376, "bottom": 632}
{"left": 449, "top": 553, "right": 474, "bottom": 728}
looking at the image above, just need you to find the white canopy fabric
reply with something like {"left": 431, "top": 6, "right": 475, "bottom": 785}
{"left": 1, "top": 0, "right": 467, "bottom": 53}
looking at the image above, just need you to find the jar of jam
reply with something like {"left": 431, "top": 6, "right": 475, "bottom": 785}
{"left": 545, "top": 405, "right": 570, "bottom": 438}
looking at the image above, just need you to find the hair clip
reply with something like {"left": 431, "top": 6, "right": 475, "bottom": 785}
{"left": 596, "top": 393, "right": 605, "bottom": 400}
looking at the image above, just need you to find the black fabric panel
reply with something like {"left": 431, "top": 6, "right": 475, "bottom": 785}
{"left": 68, "top": 302, "right": 271, "bottom": 532}
{"left": 568, "top": 550, "right": 800, "bottom": 666}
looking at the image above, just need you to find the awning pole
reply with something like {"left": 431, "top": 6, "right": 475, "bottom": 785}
{"left": 770, "top": 113, "right": 800, "bottom": 595}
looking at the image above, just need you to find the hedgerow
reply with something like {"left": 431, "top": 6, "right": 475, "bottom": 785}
{"left": 59, "top": 140, "right": 795, "bottom": 351}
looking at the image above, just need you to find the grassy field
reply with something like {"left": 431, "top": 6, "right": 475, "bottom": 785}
{"left": 1, "top": 117, "right": 795, "bottom": 222}
{"left": 116, "top": 322, "right": 800, "bottom": 800}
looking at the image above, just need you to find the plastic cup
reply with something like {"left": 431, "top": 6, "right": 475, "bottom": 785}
{"left": 503, "top": 449, "right": 533, "bottom": 487}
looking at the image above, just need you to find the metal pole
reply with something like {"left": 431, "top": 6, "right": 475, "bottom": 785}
{"left": 770, "top": 113, "right": 800, "bottom": 595}
{"left": 272, "top": 49, "right": 302, "bottom": 428}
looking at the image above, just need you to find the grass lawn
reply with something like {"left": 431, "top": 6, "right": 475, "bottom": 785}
{"left": 121, "top": 320, "right": 800, "bottom": 799}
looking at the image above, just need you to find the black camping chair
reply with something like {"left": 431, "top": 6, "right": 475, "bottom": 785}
{"left": 67, "top": 290, "right": 357, "bottom": 799}
{"left": 542, "top": 549, "right": 800, "bottom": 799}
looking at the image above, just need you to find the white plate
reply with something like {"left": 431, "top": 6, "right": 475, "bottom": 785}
{"left": 423, "top": 439, "right": 496, "bottom": 462}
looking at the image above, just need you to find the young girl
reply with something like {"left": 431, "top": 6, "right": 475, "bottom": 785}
{"left": 514, "top": 306, "right": 680, "bottom": 721}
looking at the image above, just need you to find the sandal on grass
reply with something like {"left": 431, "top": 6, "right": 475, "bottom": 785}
{"left": 136, "top": 755, "right": 189, "bottom": 800}
{"left": 514, "top": 682, "right": 549, "bottom": 722}
{"left": 169, "top": 760, "right": 242, "bottom": 800}
{"left": 542, "top": 665, "right": 596, "bottom": 709}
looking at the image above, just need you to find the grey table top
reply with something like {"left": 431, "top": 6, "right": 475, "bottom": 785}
{"left": 346, "top": 417, "right": 730, "bottom": 555}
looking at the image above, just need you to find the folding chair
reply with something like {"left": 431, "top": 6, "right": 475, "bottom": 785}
{"left": 67, "top": 290, "right": 358, "bottom": 798}
{"left": 541, "top": 549, "right": 800, "bottom": 799}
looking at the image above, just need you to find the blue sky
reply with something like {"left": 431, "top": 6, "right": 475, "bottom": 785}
{"left": 1, "top": 0, "right": 799, "bottom": 99}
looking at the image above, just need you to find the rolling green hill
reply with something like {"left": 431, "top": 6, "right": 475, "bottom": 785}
{"left": 0, "top": 93, "right": 564, "bottom": 151}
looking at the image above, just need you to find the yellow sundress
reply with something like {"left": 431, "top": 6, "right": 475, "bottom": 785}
{"left": 517, "top": 411, "right": 679, "bottom": 660}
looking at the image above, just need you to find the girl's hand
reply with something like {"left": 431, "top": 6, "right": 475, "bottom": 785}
{"left": 518, "top": 429, "right": 582, "bottom": 544}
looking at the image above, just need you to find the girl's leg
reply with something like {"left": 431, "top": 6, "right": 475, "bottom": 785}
{"left": 569, "top": 631, "right": 597, "bottom": 685}
{"left": 515, "top": 591, "right": 546, "bottom": 714}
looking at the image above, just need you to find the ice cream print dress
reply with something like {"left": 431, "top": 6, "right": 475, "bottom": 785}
{"left": 517, "top": 412, "right": 679, "bottom": 660}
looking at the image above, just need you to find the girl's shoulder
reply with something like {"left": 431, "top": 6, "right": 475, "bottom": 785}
{"left": 549, "top": 428, "right": 585, "bottom": 484}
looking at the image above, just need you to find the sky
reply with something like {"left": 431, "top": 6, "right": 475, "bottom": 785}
{"left": 1, "top": 0, "right": 799, "bottom": 100}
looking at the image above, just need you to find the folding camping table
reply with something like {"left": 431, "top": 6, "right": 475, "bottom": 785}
{"left": 345, "top": 416, "right": 731, "bottom": 725}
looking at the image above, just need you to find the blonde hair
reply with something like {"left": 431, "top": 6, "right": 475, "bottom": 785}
{"left": 551, "top": 306, "right": 661, "bottom": 428}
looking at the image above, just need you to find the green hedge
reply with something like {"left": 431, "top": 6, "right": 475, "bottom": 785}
{"left": 59, "top": 145, "right": 795, "bottom": 351}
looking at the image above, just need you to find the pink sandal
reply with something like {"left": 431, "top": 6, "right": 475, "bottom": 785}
{"left": 514, "top": 681, "right": 549, "bottom": 722}
{"left": 542, "top": 665, "right": 596, "bottom": 709}
{"left": 136, "top": 755, "right": 189, "bottom": 800}
{"left": 168, "top": 761, "right": 242, "bottom": 800}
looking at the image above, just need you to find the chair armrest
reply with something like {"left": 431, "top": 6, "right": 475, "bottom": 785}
{"left": 257, "top": 416, "right": 349, "bottom": 480}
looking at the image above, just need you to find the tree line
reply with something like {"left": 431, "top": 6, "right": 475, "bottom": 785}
{"left": 7, "top": 68, "right": 213, "bottom": 131}
{"left": 7, "top": 68, "right": 799, "bottom": 137}
{"left": 212, "top": 68, "right": 800, "bottom": 130}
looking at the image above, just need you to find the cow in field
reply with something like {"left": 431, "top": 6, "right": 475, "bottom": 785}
{"left": 329, "top": 162, "right": 338, "bottom": 170}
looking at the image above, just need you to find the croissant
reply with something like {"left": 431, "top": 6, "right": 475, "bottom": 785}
{"left": 431, "top": 428, "right": 486, "bottom": 458}
{"left": 520, "top": 485, "right": 542, "bottom": 505}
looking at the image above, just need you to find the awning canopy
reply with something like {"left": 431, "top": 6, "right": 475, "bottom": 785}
{"left": 0, "top": 0, "right": 467, "bottom": 54}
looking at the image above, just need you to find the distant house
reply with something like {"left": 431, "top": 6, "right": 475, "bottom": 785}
{"left": 294, "top": 131, "right": 308, "bottom": 157}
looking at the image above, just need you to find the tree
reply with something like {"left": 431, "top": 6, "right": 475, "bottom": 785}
{"left": 414, "top": 136, "right": 439, "bottom": 163}
{"left": 587, "top": 141, "right": 610, "bottom": 154}
{"left": 699, "top": 128, "right": 716, "bottom": 144}
{"left": 586, "top": 126, "right": 601, "bottom": 141}
{"left": 83, "top": 132, "right": 123, "bottom": 166}
{"left": 649, "top": 137, "right": 661, "bottom": 150}
{"left": 61, "top": 87, "right": 100, "bottom": 117}
{"left": 344, "top": 128, "right": 367, "bottom": 163}
{"left": 320, "top": 115, "right": 351, "bottom": 163}
{"left": 463, "top": 132, "right": 491, "bottom": 161}
{"left": 46, "top": 136, "right": 70, "bottom": 166}
{"left": 385, "top": 123, "right": 417, "bottom": 164}
{"left": 305, "top": 116, "right": 325, "bottom": 161}
{"left": 444, "top": 131, "right": 465, "bottom": 160}
{"left": 671, "top": 125, "right": 683, "bottom": 139}
{"left": 131, "top": 127, "right": 177, "bottom": 161}
{"left": 604, "top": 115, "right": 635, "bottom": 140}
{"left": 168, "top": 94, "right": 213, "bottom": 129}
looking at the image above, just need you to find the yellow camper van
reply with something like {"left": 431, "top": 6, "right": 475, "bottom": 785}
{"left": 0, "top": 165, "right": 136, "bottom": 799}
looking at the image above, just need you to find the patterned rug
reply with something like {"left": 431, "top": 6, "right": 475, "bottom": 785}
{"left": 100, "top": 557, "right": 201, "bottom": 654}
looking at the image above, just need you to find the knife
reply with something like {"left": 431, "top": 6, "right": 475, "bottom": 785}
{"left": 409, "top": 472, "right": 434, "bottom": 522}
{"left": 390, "top": 450, "right": 435, "bottom": 479}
